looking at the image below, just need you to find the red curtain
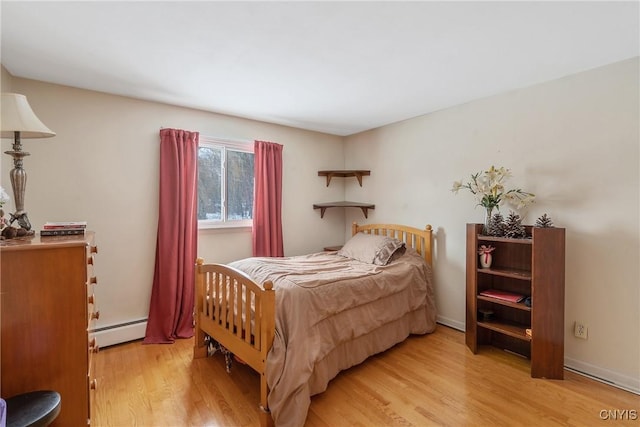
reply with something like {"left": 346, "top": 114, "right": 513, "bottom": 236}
{"left": 252, "top": 140, "right": 284, "bottom": 257}
{"left": 144, "top": 128, "right": 199, "bottom": 344}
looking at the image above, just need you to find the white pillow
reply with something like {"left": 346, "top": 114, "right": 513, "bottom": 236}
{"left": 337, "top": 232, "right": 406, "bottom": 266}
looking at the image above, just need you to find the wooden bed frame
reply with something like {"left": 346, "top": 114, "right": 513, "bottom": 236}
{"left": 193, "top": 222, "right": 433, "bottom": 427}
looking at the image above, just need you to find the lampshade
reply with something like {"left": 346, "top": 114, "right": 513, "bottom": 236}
{"left": 0, "top": 93, "right": 56, "bottom": 139}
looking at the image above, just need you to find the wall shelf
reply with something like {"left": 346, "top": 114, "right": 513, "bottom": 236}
{"left": 314, "top": 170, "right": 373, "bottom": 219}
{"left": 317, "top": 170, "right": 370, "bottom": 187}
{"left": 313, "top": 201, "right": 375, "bottom": 218}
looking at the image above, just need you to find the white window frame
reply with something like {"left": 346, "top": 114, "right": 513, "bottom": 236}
{"left": 198, "top": 136, "right": 254, "bottom": 230}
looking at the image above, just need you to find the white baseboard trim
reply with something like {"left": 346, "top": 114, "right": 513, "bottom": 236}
{"left": 92, "top": 319, "right": 147, "bottom": 348}
{"left": 436, "top": 315, "right": 465, "bottom": 332}
{"left": 446, "top": 320, "right": 638, "bottom": 395}
{"left": 564, "top": 357, "right": 640, "bottom": 395}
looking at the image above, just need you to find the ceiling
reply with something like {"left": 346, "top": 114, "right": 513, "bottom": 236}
{"left": 1, "top": 1, "right": 638, "bottom": 136}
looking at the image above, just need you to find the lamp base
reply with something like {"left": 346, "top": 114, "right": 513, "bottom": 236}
{"left": 10, "top": 211, "right": 32, "bottom": 231}
{"left": 1, "top": 226, "right": 34, "bottom": 240}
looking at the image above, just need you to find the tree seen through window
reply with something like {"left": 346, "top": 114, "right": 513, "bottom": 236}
{"left": 198, "top": 141, "right": 253, "bottom": 225}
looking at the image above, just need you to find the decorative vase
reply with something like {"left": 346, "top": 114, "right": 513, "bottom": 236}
{"left": 483, "top": 206, "right": 495, "bottom": 235}
{"left": 479, "top": 252, "right": 492, "bottom": 269}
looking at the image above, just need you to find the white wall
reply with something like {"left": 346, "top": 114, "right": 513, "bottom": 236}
{"left": 344, "top": 58, "right": 640, "bottom": 393}
{"left": 0, "top": 73, "right": 347, "bottom": 344}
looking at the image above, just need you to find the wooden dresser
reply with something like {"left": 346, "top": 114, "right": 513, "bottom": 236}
{"left": 1, "top": 232, "right": 99, "bottom": 426}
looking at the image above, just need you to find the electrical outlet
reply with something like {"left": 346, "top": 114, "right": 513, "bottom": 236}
{"left": 574, "top": 321, "right": 588, "bottom": 339}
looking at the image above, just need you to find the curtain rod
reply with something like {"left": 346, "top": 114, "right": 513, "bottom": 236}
{"left": 159, "top": 127, "right": 253, "bottom": 146}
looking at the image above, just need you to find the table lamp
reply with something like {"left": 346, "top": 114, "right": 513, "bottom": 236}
{"left": 1, "top": 93, "right": 56, "bottom": 231}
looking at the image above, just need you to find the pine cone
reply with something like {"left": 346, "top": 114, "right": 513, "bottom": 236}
{"left": 504, "top": 211, "right": 527, "bottom": 238}
{"left": 488, "top": 212, "right": 505, "bottom": 237}
{"left": 535, "top": 213, "right": 554, "bottom": 228}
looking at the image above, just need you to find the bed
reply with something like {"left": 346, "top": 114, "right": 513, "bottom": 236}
{"left": 193, "top": 222, "right": 436, "bottom": 427}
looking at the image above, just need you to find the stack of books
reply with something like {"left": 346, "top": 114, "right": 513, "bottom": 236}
{"left": 40, "top": 221, "right": 87, "bottom": 236}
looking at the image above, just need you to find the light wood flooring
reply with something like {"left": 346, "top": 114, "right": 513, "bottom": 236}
{"left": 92, "top": 325, "right": 638, "bottom": 426}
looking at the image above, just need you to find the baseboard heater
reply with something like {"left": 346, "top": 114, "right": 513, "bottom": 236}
{"left": 91, "top": 318, "right": 148, "bottom": 348}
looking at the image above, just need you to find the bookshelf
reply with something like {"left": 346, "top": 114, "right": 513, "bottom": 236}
{"left": 465, "top": 223, "right": 566, "bottom": 379}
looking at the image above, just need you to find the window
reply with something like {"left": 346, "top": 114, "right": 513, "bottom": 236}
{"left": 198, "top": 137, "right": 254, "bottom": 228}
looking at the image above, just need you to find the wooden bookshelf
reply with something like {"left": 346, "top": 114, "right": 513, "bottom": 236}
{"left": 465, "top": 223, "right": 565, "bottom": 379}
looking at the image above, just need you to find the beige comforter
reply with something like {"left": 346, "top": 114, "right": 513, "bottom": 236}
{"left": 229, "top": 248, "right": 436, "bottom": 427}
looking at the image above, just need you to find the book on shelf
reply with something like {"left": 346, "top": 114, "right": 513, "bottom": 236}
{"left": 43, "top": 221, "right": 87, "bottom": 230}
{"left": 479, "top": 289, "right": 526, "bottom": 303}
{"left": 40, "top": 228, "right": 86, "bottom": 236}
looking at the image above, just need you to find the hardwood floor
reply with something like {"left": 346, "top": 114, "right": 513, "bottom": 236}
{"left": 93, "top": 325, "right": 638, "bottom": 426}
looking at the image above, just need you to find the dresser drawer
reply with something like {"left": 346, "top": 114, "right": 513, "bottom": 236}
{"left": 88, "top": 292, "right": 100, "bottom": 328}
{"left": 87, "top": 333, "right": 98, "bottom": 423}
{"left": 88, "top": 335, "right": 99, "bottom": 390}
{"left": 86, "top": 242, "right": 99, "bottom": 326}
{"left": 86, "top": 241, "right": 99, "bottom": 424}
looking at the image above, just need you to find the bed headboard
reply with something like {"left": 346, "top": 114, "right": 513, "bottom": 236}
{"left": 352, "top": 222, "right": 433, "bottom": 267}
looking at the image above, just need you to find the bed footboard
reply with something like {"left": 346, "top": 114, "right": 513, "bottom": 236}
{"left": 193, "top": 258, "right": 275, "bottom": 427}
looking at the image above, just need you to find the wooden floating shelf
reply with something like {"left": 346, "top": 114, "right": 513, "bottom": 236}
{"left": 313, "top": 201, "right": 375, "bottom": 218}
{"left": 318, "top": 170, "right": 370, "bottom": 187}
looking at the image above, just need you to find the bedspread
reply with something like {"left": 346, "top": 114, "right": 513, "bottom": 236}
{"left": 229, "top": 248, "right": 436, "bottom": 427}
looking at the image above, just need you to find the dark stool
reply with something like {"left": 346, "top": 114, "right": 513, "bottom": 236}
{"left": 5, "top": 391, "right": 61, "bottom": 427}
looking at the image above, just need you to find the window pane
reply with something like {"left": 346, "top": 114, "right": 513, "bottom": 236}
{"left": 227, "top": 150, "right": 254, "bottom": 220}
{"left": 198, "top": 146, "right": 222, "bottom": 220}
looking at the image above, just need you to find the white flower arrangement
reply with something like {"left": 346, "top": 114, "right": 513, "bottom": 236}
{"left": 0, "top": 187, "right": 9, "bottom": 208}
{"left": 451, "top": 166, "right": 535, "bottom": 211}
{"left": 0, "top": 186, "right": 9, "bottom": 230}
